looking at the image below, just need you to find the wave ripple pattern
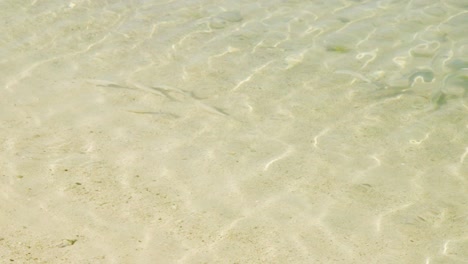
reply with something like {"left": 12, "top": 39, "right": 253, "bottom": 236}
{"left": 1, "top": 0, "right": 467, "bottom": 263}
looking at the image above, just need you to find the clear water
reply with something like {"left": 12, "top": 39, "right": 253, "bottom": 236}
{"left": 1, "top": 0, "right": 467, "bottom": 263}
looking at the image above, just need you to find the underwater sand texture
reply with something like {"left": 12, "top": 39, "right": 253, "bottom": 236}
{"left": 1, "top": 0, "right": 467, "bottom": 263}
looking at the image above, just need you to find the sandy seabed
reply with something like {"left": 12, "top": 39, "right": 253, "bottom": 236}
{"left": 1, "top": 0, "right": 468, "bottom": 263}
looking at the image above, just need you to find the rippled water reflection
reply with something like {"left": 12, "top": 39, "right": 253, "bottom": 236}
{"left": 1, "top": 0, "right": 467, "bottom": 263}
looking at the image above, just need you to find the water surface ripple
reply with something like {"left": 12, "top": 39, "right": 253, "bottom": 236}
{"left": 1, "top": 0, "right": 467, "bottom": 263}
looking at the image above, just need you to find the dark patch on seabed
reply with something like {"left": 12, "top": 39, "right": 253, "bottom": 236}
{"left": 371, "top": 65, "right": 468, "bottom": 110}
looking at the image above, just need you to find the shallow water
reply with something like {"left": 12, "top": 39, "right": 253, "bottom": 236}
{"left": 1, "top": 0, "right": 467, "bottom": 263}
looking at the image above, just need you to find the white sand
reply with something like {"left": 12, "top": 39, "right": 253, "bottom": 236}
{"left": 1, "top": 0, "right": 467, "bottom": 263}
